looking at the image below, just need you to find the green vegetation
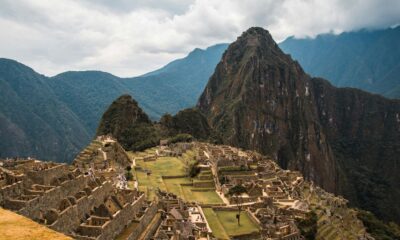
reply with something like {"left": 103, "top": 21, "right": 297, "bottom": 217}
{"left": 125, "top": 171, "right": 133, "bottom": 181}
{"left": 202, "top": 208, "right": 230, "bottom": 240}
{"left": 97, "top": 95, "right": 220, "bottom": 154}
{"left": 160, "top": 108, "right": 221, "bottom": 143}
{"left": 357, "top": 210, "right": 400, "bottom": 240}
{"left": 203, "top": 208, "right": 259, "bottom": 239}
{"left": 296, "top": 211, "right": 317, "bottom": 240}
{"left": 0, "top": 59, "right": 90, "bottom": 163}
{"left": 96, "top": 95, "right": 160, "bottom": 152}
{"left": 228, "top": 184, "right": 248, "bottom": 226}
{"left": 167, "top": 133, "right": 193, "bottom": 144}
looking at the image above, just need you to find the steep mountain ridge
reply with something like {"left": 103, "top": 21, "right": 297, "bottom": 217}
{"left": 0, "top": 44, "right": 227, "bottom": 162}
{"left": 0, "top": 58, "right": 90, "bottom": 163}
{"left": 123, "top": 43, "right": 228, "bottom": 118}
{"left": 198, "top": 27, "right": 400, "bottom": 222}
{"left": 198, "top": 27, "right": 337, "bottom": 192}
{"left": 49, "top": 71, "right": 130, "bottom": 136}
{"left": 311, "top": 78, "right": 400, "bottom": 221}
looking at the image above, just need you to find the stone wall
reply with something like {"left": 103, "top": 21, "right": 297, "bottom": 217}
{"left": 231, "top": 231, "right": 261, "bottom": 240}
{"left": 97, "top": 195, "right": 147, "bottom": 240}
{"left": 18, "top": 175, "right": 90, "bottom": 220}
{"left": 138, "top": 213, "right": 162, "bottom": 240}
{"left": 193, "top": 181, "right": 215, "bottom": 188}
{"left": 26, "top": 164, "right": 69, "bottom": 185}
{"left": 126, "top": 201, "right": 158, "bottom": 240}
{"left": 49, "top": 181, "right": 114, "bottom": 233}
{"left": 0, "top": 181, "right": 24, "bottom": 205}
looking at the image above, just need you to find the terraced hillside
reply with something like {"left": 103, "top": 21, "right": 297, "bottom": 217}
{"left": 129, "top": 145, "right": 224, "bottom": 205}
{"left": 72, "top": 136, "right": 131, "bottom": 171}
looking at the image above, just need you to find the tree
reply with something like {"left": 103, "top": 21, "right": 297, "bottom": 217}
{"left": 125, "top": 170, "right": 133, "bottom": 181}
{"left": 228, "top": 184, "right": 247, "bottom": 226}
{"left": 296, "top": 211, "right": 317, "bottom": 240}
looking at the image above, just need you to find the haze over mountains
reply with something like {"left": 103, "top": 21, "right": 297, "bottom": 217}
{"left": 280, "top": 26, "right": 400, "bottom": 98}
{"left": 0, "top": 26, "right": 399, "bottom": 166}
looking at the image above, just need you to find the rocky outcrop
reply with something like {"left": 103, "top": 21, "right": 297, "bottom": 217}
{"left": 198, "top": 27, "right": 400, "bottom": 222}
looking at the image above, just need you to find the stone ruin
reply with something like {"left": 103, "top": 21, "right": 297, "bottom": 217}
{"left": 73, "top": 136, "right": 132, "bottom": 180}
{"left": 154, "top": 189, "right": 211, "bottom": 240}
{"left": 0, "top": 158, "right": 157, "bottom": 240}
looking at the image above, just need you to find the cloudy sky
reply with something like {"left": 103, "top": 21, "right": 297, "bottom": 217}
{"left": 0, "top": 0, "right": 399, "bottom": 77}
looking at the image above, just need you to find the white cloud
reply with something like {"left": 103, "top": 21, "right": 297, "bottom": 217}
{"left": 0, "top": 0, "right": 399, "bottom": 77}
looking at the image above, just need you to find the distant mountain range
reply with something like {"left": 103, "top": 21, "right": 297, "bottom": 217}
{"left": 0, "top": 27, "right": 399, "bottom": 163}
{"left": 0, "top": 44, "right": 227, "bottom": 162}
{"left": 0, "top": 59, "right": 90, "bottom": 163}
{"left": 280, "top": 26, "right": 400, "bottom": 98}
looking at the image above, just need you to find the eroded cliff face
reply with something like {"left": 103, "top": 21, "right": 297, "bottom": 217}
{"left": 311, "top": 79, "right": 400, "bottom": 221}
{"left": 198, "top": 27, "right": 400, "bottom": 222}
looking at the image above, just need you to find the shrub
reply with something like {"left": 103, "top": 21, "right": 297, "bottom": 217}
{"left": 296, "top": 211, "right": 317, "bottom": 240}
{"left": 125, "top": 170, "right": 133, "bottom": 181}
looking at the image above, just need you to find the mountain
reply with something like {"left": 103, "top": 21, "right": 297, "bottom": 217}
{"left": 48, "top": 44, "right": 228, "bottom": 130}
{"left": 2, "top": 26, "right": 399, "bottom": 165}
{"left": 96, "top": 94, "right": 218, "bottom": 151}
{"left": 198, "top": 27, "right": 400, "bottom": 223}
{"left": 280, "top": 26, "right": 400, "bottom": 98}
{"left": 159, "top": 108, "right": 217, "bottom": 142}
{"left": 123, "top": 43, "right": 229, "bottom": 118}
{"left": 0, "top": 58, "right": 90, "bottom": 163}
{"left": 0, "top": 44, "right": 227, "bottom": 162}
{"left": 96, "top": 94, "right": 159, "bottom": 151}
{"left": 49, "top": 71, "right": 130, "bottom": 137}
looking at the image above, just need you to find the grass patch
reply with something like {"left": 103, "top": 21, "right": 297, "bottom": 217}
{"left": 182, "top": 186, "right": 223, "bottom": 204}
{"left": 163, "top": 178, "right": 223, "bottom": 204}
{"left": 203, "top": 209, "right": 259, "bottom": 239}
{"left": 215, "top": 210, "right": 259, "bottom": 237}
{"left": 203, "top": 208, "right": 230, "bottom": 240}
{"left": 143, "top": 156, "right": 188, "bottom": 176}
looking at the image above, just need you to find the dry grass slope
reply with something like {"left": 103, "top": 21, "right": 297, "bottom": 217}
{"left": 0, "top": 208, "right": 72, "bottom": 240}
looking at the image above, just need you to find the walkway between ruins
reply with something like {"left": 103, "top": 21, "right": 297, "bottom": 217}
{"left": 215, "top": 190, "right": 230, "bottom": 205}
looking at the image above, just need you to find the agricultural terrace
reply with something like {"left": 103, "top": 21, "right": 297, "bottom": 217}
{"left": 202, "top": 208, "right": 260, "bottom": 240}
{"left": 128, "top": 147, "right": 224, "bottom": 204}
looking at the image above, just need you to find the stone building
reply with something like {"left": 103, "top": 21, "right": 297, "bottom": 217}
{"left": 0, "top": 158, "right": 156, "bottom": 240}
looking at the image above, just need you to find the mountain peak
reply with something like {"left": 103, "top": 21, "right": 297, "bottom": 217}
{"left": 241, "top": 27, "right": 273, "bottom": 40}
{"left": 218, "top": 27, "right": 288, "bottom": 69}
{"left": 236, "top": 27, "right": 279, "bottom": 51}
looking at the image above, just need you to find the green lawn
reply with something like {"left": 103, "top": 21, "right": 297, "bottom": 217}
{"left": 163, "top": 178, "right": 223, "bottom": 204}
{"left": 202, "top": 208, "right": 230, "bottom": 240}
{"left": 182, "top": 187, "right": 223, "bottom": 204}
{"left": 130, "top": 149, "right": 223, "bottom": 204}
{"left": 203, "top": 209, "right": 259, "bottom": 239}
{"left": 163, "top": 177, "right": 191, "bottom": 196}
